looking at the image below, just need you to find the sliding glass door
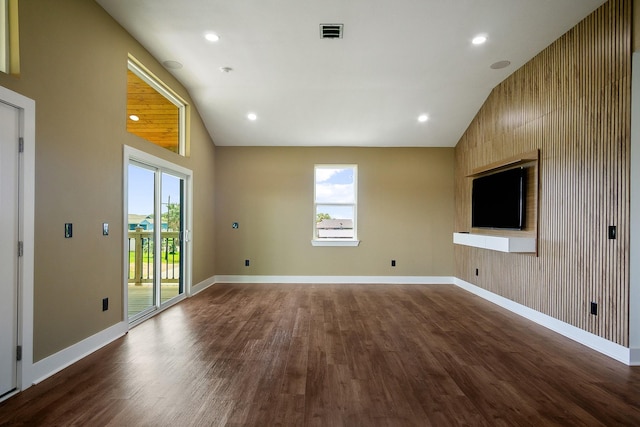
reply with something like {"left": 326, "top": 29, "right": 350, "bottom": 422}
{"left": 159, "top": 172, "right": 184, "bottom": 304}
{"left": 126, "top": 152, "right": 191, "bottom": 323}
{"left": 127, "top": 163, "right": 156, "bottom": 319}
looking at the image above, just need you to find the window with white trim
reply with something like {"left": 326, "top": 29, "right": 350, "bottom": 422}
{"left": 0, "top": 0, "right": 7, "bottom": 73}
{"left": 313, "top": 165, "right": 359, "bottom": 246}
{"left": 127, "top": 57, "right": 187, "bottom": 156}
{"left": 0, "top": 0, "right": 18, "bottom": 75}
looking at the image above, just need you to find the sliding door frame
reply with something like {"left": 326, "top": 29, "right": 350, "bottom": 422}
{"left": 123, "top": 146, "right": 193, "bottom": 326}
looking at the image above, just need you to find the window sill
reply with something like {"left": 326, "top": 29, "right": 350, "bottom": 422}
{"left": 311, "top": 239, "right": 360, "bottom": 247}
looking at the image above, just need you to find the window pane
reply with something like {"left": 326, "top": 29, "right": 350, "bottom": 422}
{"left": 160, "top": 173, "right": 184, "bottom": 304}
{"left": 0, "top": 0, "right": 19, "bottom": 76}
{"left": 316, "top": 204, "right": 354, "bottom": 238}
{"left": 0, "top": 0, "right": 7, "bottom": 74}
{"left": 127, "top": 164, "right": 156, "bottom": 319}
{"left": 127, "top": 70, "right": 180, "bottom": 153}
{"left": 315, "top": 167, "right": 355, "bottom": 203}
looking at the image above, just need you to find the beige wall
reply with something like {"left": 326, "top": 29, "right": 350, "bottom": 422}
{"left": 454, "top": 0, "right": 630, "bottom": 345}
{"left": 215, "top": 147, "right": 454, "bottom": 277}
{"left": 0, "top": 0, "right": 216, "bottom": 361}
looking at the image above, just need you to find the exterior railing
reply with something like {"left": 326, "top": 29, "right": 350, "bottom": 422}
{"left": 128, "top": 230, "right": 180, "bottom": 285}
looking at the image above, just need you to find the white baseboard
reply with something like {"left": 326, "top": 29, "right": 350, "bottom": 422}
{"left": 453, "top": 278, "right": 636, "bottom": 365}
{"left": 629, "top": 348, "right": 640, "bottom": 365}
{"left": 25, "top": 276, "right": 216, "bottom": 389}
{"left": 31, "top": 321, "right": 128, "bottom": 385}
{"left": 214, "top": 275, "right": 455, "bottom": 285}
{"left": 190, "top": 274, "right": 216, "bottom": 295}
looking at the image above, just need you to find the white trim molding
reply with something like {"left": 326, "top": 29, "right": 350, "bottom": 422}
{"left": 453, "top": 278, "right": 636, "bottom": 365}
{"left": 629, "top": 52, "right": 640, "bottom": 365}
{"left": 0, "top": 86, "right": 36, "bottom": 394}
{"left": 190, "top": 275, "right": 216, "bottom": 296}
{"left": 214, "top": 275, "right": 455, "bottom": 285}
{"left": 311, "top": 239, "right": 360, "bottom": 247}
{"left": 31, "top": 321, "right": 128, "bottom": 386}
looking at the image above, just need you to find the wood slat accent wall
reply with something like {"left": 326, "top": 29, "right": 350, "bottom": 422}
{"left": 454, "top": 0, "right": 631, "bottom": 346}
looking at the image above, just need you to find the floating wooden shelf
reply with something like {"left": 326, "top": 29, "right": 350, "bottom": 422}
{"left": 467, "top": 150, "right": 539, "bottom": 177}
{"left": 453, "top": 232, "right": 536, "bottom": 253}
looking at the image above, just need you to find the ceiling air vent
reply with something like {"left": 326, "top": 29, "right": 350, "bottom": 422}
{"left": 320, "top": 24, "right": 343, "bottom": 39}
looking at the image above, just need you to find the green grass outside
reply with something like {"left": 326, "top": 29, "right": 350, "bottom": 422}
{"left": 128, "top": 251, "right": 180, "bottom": 263}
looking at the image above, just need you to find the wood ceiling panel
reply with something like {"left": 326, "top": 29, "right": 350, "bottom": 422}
{"left": 126, "top": 70, "right": 179, "bottom": 152}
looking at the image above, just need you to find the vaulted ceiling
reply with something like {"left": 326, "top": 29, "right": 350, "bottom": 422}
{"left": 97, "top": 0, "right": 607, "bottom": 147}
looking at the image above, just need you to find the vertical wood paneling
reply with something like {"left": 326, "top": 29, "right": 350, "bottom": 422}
{"left": 454, "top": 0, "right": 631, "bottom": 346}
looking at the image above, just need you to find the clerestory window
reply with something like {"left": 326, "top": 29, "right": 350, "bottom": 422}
{"left": 127, "top": 57, "right": 187, "bottom": 156}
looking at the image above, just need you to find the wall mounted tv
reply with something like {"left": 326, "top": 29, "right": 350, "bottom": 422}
{"left": 472, "top": 167, "right": 526, "bottom": 230}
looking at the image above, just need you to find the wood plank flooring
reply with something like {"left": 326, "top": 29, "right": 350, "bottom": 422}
{"left": 2, "top": 283, "right": 640, "bottom": 426}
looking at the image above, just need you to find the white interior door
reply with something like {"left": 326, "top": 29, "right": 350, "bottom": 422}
{"left": 0, "top": 100, "right": 19, "bottom": 397}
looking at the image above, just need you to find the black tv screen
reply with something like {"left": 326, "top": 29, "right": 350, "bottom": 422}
{"left": 472, "top": 167, "right": 526, "bottom": 230}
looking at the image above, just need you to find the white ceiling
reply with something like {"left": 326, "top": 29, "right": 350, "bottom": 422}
{"left": 96, "top": 0, "right": 606, "bottom": 147}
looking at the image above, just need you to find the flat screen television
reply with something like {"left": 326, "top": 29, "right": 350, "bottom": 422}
{"left": 472, "top": 167, "right": 526, "bottom": 230}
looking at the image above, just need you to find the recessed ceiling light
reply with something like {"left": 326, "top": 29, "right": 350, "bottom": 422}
{"left": 417, "top": 114, "right": 429, "bottom": 123}
{"left": 247, "top": 112, "right": 258, "bottom": 121}
{"left": 472, "top": 35, "right": 487, "bottom": 45}
{"left": 129, "top": 115, "right": 140, "bottom": 122}
{"left": 205, "top": 33, "right": 220, "bottom": 42}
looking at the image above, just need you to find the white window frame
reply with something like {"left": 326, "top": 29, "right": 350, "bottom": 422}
{"left": 0, "top": 0, "right": 8, "bottom": 74}
{"left": 312, "top": 164, "right": 360, "bottom": 247}
{"left": 127, "top": 56, "right": 187, "bottom": 156}
{"left": 123, "top": 146, "right": 193, "bottom": 327}
{"left": 0, "top": 0, "right": 18, "bottom": 76}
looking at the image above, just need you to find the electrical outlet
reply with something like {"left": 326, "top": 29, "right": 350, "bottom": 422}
{"left": 245, "top": 259, "right": 250, "bottom": 267}
{"left": 590, "top": 301, "right": 598, "bottom": 316}
{"left": 391, "top": 260, "right": 396, "bottom": 267}
{"left": 102, "top": 297, "right": 109, "bottom": 311}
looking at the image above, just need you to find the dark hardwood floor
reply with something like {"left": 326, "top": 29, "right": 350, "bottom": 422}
{"left": 2, "top": 283, "right": 640, "bottom": 426}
